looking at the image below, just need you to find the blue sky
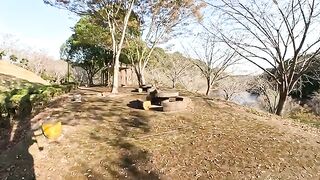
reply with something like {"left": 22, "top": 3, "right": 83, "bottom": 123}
{"left": 0, "top": 0, "right": 78, "bottom": 58}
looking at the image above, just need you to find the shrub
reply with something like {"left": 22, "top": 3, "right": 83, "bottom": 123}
{"left": 0, "top": 84, "right": 75, "bottom": 124}
{"left": 0, "top": 93, "right": 7, "bottom": 124}
{"left": 0, "top": 93, "right": 6, "bottom": 107}
{"left": 8, "top": 89, "right": 30, "bottom": 108}
{"left": 30, "top": 93, "right": 49, "bottom": 107}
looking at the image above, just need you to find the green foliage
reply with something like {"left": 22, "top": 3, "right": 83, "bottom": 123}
{"left": 0, "top": 50, "right": 5, "bottom": 60}
{"left": 9, "top": 54, "right": 18, "bottom": 62}
{"left": 40, "top": 71, "right": 56, "bottom": 82}
{"left": 148, "top": 47, "right": 167, "bottom": 66}
{"left": 30, "top": 93, "right": 48, "bottom": 106}
{"left": 62, "top": 16, "right": 112, "bottom": 65}
{"left": 61, "top": 16, "right": 117, "bottom": 86}
{"left": 0, "top": 84, "right": 76, "bottom": 127}
{"left": 93, "top": 6, "right": 141, "bottom": 40}
{"left": 63, "top": 15, "right": 134, "bottom": 66}
{"left": 19, "top": 58, "right": 29, "bottom": 67}
{"left": 123, "top": 38, "right": 149, "bottom": 64}
{"left": 72, "top": 16, "right": 112, "bottom": 49}
{"left": 289, "top": 108, "right": 320, "bottom": 128}
{"left": 9, "top": 89, "right": 30, "bottom": 108}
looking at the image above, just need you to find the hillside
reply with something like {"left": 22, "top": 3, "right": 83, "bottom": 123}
{"left": 0, "top": 87, "right": 319, "bottom": 179}
{"left": 0, "top": 60, "right": 49, "bottom": 92}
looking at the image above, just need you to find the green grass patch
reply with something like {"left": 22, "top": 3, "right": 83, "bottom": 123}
{"left": 289, "top": 108, "right": 320, "bottom": 128}
{"left": 0, "top": 84, "right": 76, "bottom": 126}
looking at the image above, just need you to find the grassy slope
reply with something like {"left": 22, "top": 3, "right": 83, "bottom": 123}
{"left": 3, "top": 87, "right": 317, "bottom": 179}
{"left": 0, "top": 61, "right": 49, "bottom": 92}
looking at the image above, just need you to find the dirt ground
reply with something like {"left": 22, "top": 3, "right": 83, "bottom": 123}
{"left": 1, "top": 87, "right": 320, "bottom": 179}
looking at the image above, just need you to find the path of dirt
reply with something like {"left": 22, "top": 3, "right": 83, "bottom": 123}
{"left": 1, "top": 87, "right": 320, "bottom": 179}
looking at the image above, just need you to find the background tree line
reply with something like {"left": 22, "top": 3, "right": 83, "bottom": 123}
{"left": 41, "top": 0, "right": 320, "bottom": 117}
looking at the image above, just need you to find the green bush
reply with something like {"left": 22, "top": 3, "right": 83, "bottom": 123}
{"left": 0, "top": 84, "right": 75, "bottom": 124}
{"left": 30, "top": 93, "right": 49, "bottom": 106}
{"left": 42, "top": 89, "right": 55, "bottom": 99}
{"left": 0, "top": 93, "right": 6, "bottom": 106}
{"left": 0, "top": 93, "right": 7, "bottom": 120}
{"left": 8, "top": 89, "right": 30, "bottom": 108}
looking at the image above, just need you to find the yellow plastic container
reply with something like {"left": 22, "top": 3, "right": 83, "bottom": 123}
{"left": 42, "top": 121, "right": 62, "bottom": 139}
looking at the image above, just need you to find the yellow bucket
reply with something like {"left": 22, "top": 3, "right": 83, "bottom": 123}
{"left": 42, "top": 121, "right": 62, "bottom": 139}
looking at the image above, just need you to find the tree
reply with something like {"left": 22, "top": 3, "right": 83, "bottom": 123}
{"left": 71, "top": 16, "right": 113, "bottom": 50}
{"left": 27, "top": 51, "right": 48, "bottom": 76}
{"left": 205, "top": 0, "right": 320, "bottom": 115}
{"left": 290, "top": 55, "right": 320, "bottom": 100}
{"left": 249, "top": 75, "right": 280, "bottom": 114}
{"left": 67, "top": 16, "right": 115, "bottom": 85}
{"left": 60, "top": 42, "right": 72, "bottom": 83}
{"left": 159, "top": 52, "right": 192, "bottom": 88}
{"left": 125, "top": 0, "right": 206, "bottom": 86}
{"left": 219, "top": 76, "right": 251, "bottom": 101}
{"left": 63, "top": 37, "right": 107, "bottom": 86}
{"left": 9, "top": 54, "right": 18, "bottom": 63}
{"left": 45, "top": 0, "right": 206, "bottom": 89}
{"left": 44, "top": 0, "right": 137, "bottom": 93}
{"left": 191, "top": 34, "right": 239, "bottom": 96}
{"left": 72, "top": 66, "right": 87, "bottom": 85}
{"left": 19, "top": 58, "right": 29, "bottom": 69}
{"left": 0, "top": 50, "right": 5, "bottom": 60}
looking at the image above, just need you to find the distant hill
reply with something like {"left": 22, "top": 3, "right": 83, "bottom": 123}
{"left": 0, "top": 60, "right": 49, "bottom": 92}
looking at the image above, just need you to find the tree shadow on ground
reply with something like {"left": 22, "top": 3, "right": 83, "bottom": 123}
{"left": 127, "top": 100, "right": 143, "bottom": 110}
{"left": 0, "top": 90, "right": 73, "bottom": 180}
{"left": 104, "top": 111, "right": 160, "bottom": 179}
{"left": 0, "top": 93, "right": 35, "bottom": 179}
{"left": 50, "top": 96, "right": 127, "bottom": 127}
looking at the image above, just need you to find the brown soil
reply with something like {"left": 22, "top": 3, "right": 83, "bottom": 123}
{"left": 1, "top": 87, "right": 320, "bottom": 179}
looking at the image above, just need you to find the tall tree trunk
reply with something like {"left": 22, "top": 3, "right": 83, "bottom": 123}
{"left": 110, "top": 0, "right": 135, "bottom": 94}
{"left": 103, "top": 70, "right": 107, "bottom": 86}
{"left": 137, "top": 73, "right": 144, "bottom": 86}
{"left": 134, "top": 66, "right": 146, "bottom": 87}
{"left": 276, "top": 90, "right": 288, "bottom": 116}
{"left": 67, "top": 62, "right": 70, "bottom": 83}
{"left": 134, "top": 66, "right": 141, "bottom": 86}
{"left": 86, "top": 70, "right": 94, "bottom": 87}
{"left": 205, "top": 78, "right": 211, "bottom": 96}
{"left": 106, "top": 69, "right": 109, "bottom": 86}
{"left": 111, "top": 56, "right": 120, "bottom": 93}
{"left": 101, "top": 70, "right": 105, "bottom": 86}
{"left": 172, "top": 78, "right": 176, "bottom": 89}
{"left": 88, "top": 74, "right": 94, "bottom": 87}
{"left": 140, "top": 73, "right": 146, "bottom": 86}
